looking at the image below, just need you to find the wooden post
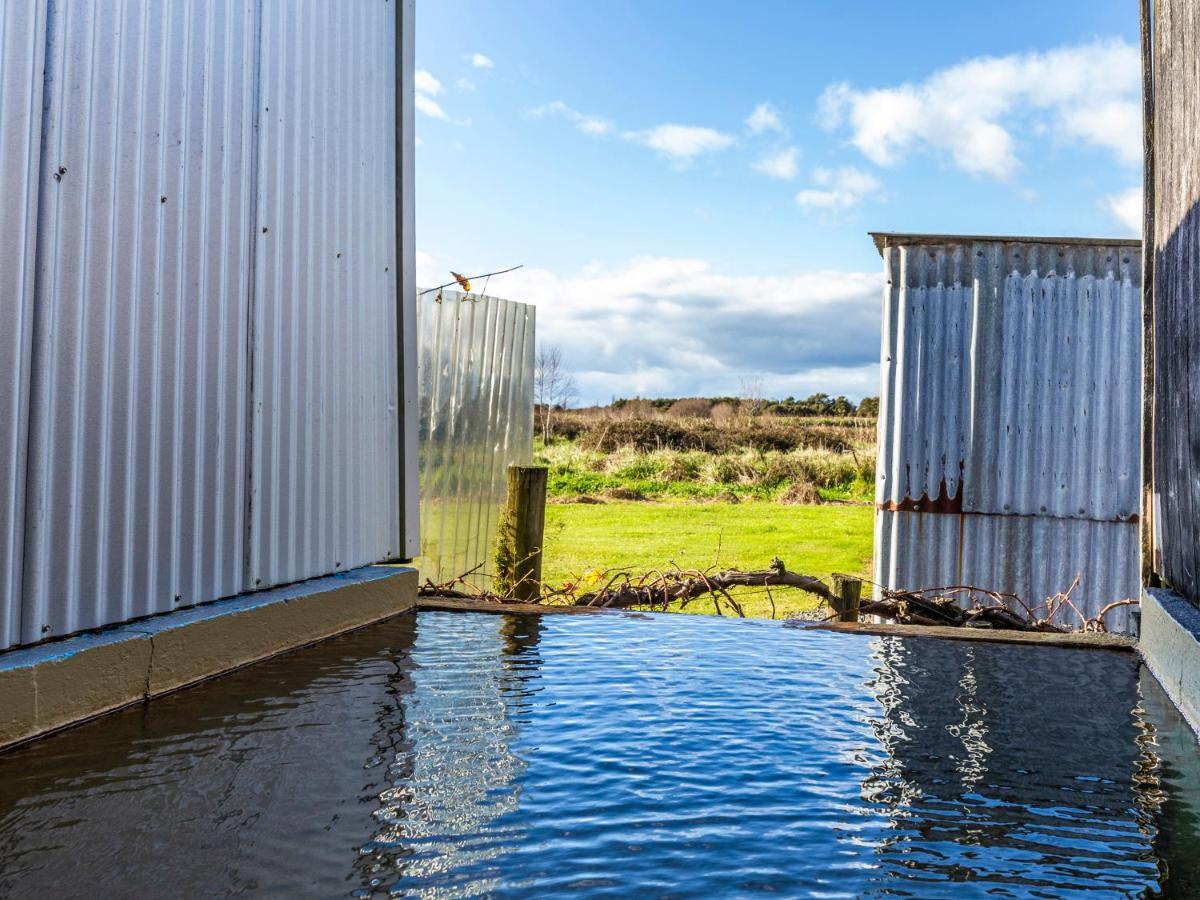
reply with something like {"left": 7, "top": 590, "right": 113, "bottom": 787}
{"left": 831, "top": 574, "right": 861, "bottom": 623}
{"left": 497, "top": 466, "right": 548, "bottom": 601}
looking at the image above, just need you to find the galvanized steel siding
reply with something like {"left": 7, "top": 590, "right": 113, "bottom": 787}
{"left": 21, "top": 0, "right": 258, "bottom": 643}
{"left": 0, "top": 1, "right": 47, "bottom": 649}
{"left": 418, "top": 291, "right": 535, "bottom": 586}
{"left": 873, "top": 236, "right": 1143, "bottom": 632}
{"left": 0, "top": 1, "right": 415, "bottom": 649}
{"left": 968, "top": 243, "right": 1141, "bottom": 521}
{"left": 1151, "top": 0, "right": 1200, "bottom": 607}
{"left": 247, "top": 0, "right": 400, "bottom": 588}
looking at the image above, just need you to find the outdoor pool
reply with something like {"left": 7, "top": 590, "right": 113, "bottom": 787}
{"left": 1, "top": 610, "right": 1198, "bottom": 897}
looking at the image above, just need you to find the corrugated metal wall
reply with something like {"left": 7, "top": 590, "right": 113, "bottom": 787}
{"left": 247, "top": 0, "right": 399, "bottom": 588}
{"left": 0, "top": 0, "right": 47, "bottom": 650}
{"left": 873, "top": 234, "right": 1143, "bottom": 633}
{"left": 0, "top": 0, "right": 415, "bottom": 649}
{"left": 1150, "top": 0, "right": 1200, "bottom": 609}
{"left": 417, "top": 290, "right": 535, "bottom": 586}
{"left": 21, "top": 0, "right": 258, "bottom": 643}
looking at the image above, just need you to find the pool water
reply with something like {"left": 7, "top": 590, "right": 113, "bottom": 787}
{"left": 1, "top": 611, "right": 1199, "bottom": 897}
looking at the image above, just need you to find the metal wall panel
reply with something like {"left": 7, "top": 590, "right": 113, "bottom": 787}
{"left": 417, "top": 290, "right": 535, "bottom": 586}
{"left": 877, "top": 511, "right": 1139, "bottom": 633}
{"left": 0, "top": 1, "right": 47, "bottom": 649}
{"left": 247, "top": 0, "right": 400, "bottom": 588}
{"left": 20, "top": 1, "right": 258, "bottom": 643}
{"left": 872, "top": 234, "right": 1143, "bottom": 632}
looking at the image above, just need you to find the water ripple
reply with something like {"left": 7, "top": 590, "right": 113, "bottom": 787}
{"left": 0, "top": 611, "right": 1198, "bottom": 897}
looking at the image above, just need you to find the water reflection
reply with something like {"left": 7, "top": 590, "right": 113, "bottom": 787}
{"left": 860, "top": 636, "right": 1167, "bottom": 894}
{"left": 359, "top": 614, "right": 540, "bottom": 896}
{"left": 1, "top": 612, "right": 1199, "bottom": 897}
{"left": 0, "top": 616, "right": 423, "bottom": 897}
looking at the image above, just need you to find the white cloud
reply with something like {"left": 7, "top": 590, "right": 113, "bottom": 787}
{"left": 752, "top": 146, "right": 799, "bottom": 180}
{"left": 469, "top": 53, "right": 494, "bottom": 69}
{"left": 415, "top": 93, "right": 448, "bottom": 121}
{"left": 490, "top": 257, "right": 882, "bottom": 402}
{"left": 819, "top": 39, "right": 1141, "bottom": 180}
{"left": 414, "top": 69, "right": 450, "bottom": 120}
{"left": 415, "top": 69, "right": 443, "bottom": 96}
{"left": 1101, "top": 186, "right": 1142, "bottom": 234}
{"left": 624, "top": 124, "right": 735, "bottom": 165}
{"left": 457, "top": 77, "right": 476, "bottom": 92}
{"left": 416, "top": 250, "right": 438, "bottom": 287}
{"left": 528, "top": 100, "right": 614, "bottom": 136}
{"left": 795, "top": 167, "right": 882, "bottom": 210}
{"left": 746, "top": 102, "right": 784, "bottom": 135}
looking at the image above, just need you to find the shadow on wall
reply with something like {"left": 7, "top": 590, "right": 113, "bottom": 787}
{"left": 1154, "top": 199, "right": 1200, "bottom": 608}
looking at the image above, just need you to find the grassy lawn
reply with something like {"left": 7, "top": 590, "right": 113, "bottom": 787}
{"left": 542, "top": 500, "right": 874, "bottom": 619}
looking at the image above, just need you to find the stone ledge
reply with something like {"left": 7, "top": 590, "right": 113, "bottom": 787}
{"left": 1139, "top": 587, "right": 1200, "bottom": 737}
{"left": 0, "top": 565, "right": 416, "bottom": 752}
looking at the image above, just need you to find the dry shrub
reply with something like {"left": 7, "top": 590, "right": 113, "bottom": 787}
{"left": 667, "top": 398, "right": 713, "bottom": 418}
{"left": 656, "top": 450, "right": 705, "bottom": 482}
{"left": 778, "top": 480, "right": 821, "bottom": 504}
{"left": 616, "top": 399, "right": 657, "bottom": 419}
{"left": 704, "top": 455, "right": 759, "bottom": 485}
{"left": 603, "top": 486, "right": 646, "bottom": 501}
{"left": 710, "top": 402, "right": 735, "bottom": 425}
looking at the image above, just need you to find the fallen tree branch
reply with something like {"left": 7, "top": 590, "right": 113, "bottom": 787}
{"left": 571, "top": 557, "right": 832, "bottom": 614}
{"left": 416, "top": 561, "right": 1137, "bottom": 635}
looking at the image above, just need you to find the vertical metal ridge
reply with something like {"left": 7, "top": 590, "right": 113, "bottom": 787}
{"left": 0, "top": 0, "right": 49, "bottom": 649}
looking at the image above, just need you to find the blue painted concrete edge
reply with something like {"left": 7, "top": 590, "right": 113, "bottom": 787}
{"left": 0, "top": 565, "right": 416, "bottom": 672}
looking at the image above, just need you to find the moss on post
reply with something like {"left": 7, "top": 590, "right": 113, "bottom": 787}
{"left": 831, "top": 574, "right": 862, "bottom": 623}
{"left": 495, "top": 466, "right": 548, "bottom": 601}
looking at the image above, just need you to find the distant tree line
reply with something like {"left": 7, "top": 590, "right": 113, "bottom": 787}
{"left": 610, "top": 393, "right": 879, "bottom": 418}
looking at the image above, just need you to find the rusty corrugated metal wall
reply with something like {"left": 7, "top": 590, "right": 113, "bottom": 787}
{"left": 417, "top": 290, "right": 535, "bottom": 587}
{"left": 1150, "top": 0, "right": 1200, "bottom": 609}
{"left": 0, "top": 0, "right": 417, "bottom": 649}
{"left": 873, "top": 234, "right": 1143, "bottom": 633}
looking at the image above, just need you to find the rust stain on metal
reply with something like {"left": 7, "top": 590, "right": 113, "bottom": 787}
{"left": 878, "top": 462, "right": 965, "bottom": 514}
{"left": 878, "top": 478, "right": 964, "bottom": 514}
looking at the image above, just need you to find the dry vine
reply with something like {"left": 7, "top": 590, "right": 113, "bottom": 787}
{"left": 418, "top": 561, "right": 1137, "bottom": 633}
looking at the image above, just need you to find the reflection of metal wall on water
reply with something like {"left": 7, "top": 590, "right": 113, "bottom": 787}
{"left": 861, "top": 636, "right": 1160, "bottom": 890}
{"left": 872, "top": 233, "right": 1142, "bottom": 632}
{"left": 417, "top": 290, "right": 535, "bottom": 586}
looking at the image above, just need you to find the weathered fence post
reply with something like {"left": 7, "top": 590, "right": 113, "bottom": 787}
{"left": 497, "top": 466, "right": 548, "bottom": 601}
{"left": 830, "top": 574, "right": 862, "bottom": 623}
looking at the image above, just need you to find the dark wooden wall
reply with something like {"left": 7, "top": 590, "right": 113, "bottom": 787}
{"left": 1152, "top": 0, "right": 1200, "bottom": 605}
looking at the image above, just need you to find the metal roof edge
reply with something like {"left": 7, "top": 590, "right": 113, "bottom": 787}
{"left": 869, "top": 231, "right": 1142, "bottom": 257}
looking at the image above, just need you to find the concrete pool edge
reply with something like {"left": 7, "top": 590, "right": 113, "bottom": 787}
{"left": 1139, "top": 588, "right": 1200, "bottom": 738}
{"left": 0, "top": 565, "right": 417, "bottom": 752}
{"left": 809, "top": 620, "right": 1136, "bottom": 651}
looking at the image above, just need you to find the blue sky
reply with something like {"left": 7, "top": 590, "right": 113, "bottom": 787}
{"left": 415, "top": 0, "right": 1142, "bottom": 403}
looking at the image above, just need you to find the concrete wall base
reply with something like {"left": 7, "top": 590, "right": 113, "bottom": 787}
{"left": 0, "top": 565, "right": 416, "bottom": 752}
{"left": 1139, "top": 587, "right": 1200, "bottom": 738}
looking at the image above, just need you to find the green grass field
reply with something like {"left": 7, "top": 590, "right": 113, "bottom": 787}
{"left": 541, "top": 500, "right": 874, "bottom": 619}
